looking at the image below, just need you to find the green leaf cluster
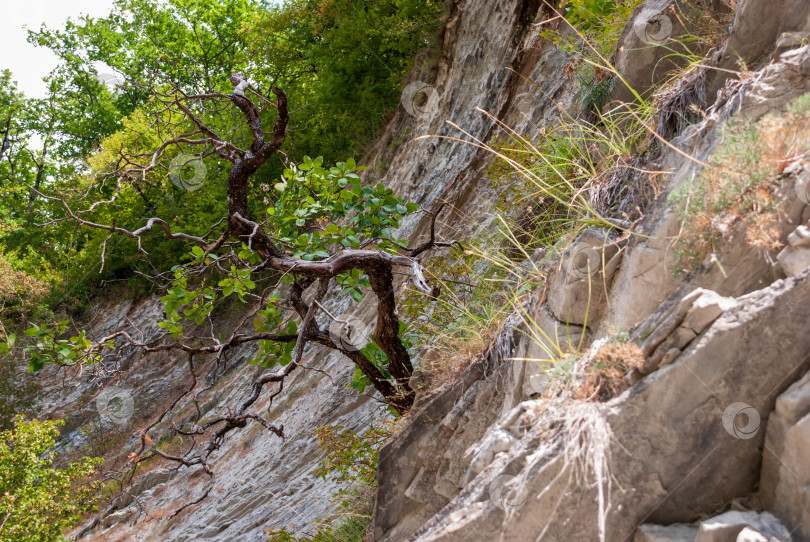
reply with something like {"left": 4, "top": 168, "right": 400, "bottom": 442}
{"left": 149, "top": 156, "right": 419, "bottom": 370}
{"left": 20, "top": 321, "right": 111, "bottom": 373}
{"left": 0, "top": 416, "right": 101, "bottom": 542}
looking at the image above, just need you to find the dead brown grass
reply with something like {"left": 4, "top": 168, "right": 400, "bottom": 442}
{"left": 574, "top": 342, "right": 645, "bottom": 402}
{"left": 672, "top": 95, "right": 810, "bottom": 271}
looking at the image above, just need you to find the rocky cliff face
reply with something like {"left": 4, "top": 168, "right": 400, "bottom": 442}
{"left": 35, "top": 0, "right": 810, "bottom": 540}
{"left": 47, "top": 1, "right": 578, "bottom": 540}
{"left": 46, "top": 292, "right": 386, "bottom": 542}
{"left": 372, "top": 0, "right": 810, "bottom": 541}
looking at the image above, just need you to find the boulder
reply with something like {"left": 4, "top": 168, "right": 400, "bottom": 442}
{"left": 694, "top": 511, "right": 791, "bottom": 542}
{"left": 638, "top": 289, "right": 736, "bottom": 375}
{"left": 611, "top": 0, "right": 708, "bottom": 105}
{"left": 772, "top": 413, "right": 810, "bottom": 539}
{"left": 757, "top": 370, "right": 810, "bottom": 511}
{"left": 734, "top": 527, "right": 775, "bottom": 542}
{"left": 377, "top": 269, "right": 810, "bottom": 542}
{"left": 680, "top": 291, "right": 738, "bottom": 335}
{"left": 547, "top": 229, "right": 623, "bottom": 326}
{"left": 705, "top": 0, "right": 810, "bottom": 98}
{"left": 777, "top": 223, "right": 810, "bottom": 277}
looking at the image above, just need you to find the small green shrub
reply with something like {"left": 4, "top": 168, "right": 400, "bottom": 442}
{"left": 0, "top": 416, "right": 101, "bottom": 542}
{"left": 555, "top": 0, "right": 643, "bottom": 55}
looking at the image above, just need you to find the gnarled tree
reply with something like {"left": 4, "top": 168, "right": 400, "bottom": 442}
{"left": 23, "top": 74, "right": 452, "bottom": 479}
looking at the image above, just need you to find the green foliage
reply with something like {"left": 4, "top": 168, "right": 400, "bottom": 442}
{"left": 267, "top": 156, "right": 417, "bottom": 259}
{"left": 312, "top": 422, "right": 391, "bottom": 486}
{"left": 0, "top": 416, "right": 101, "bottom": 541}
{"left": 485, "top": 100, "right": 643, "bottom": 254}
{"left": 542, "top": 0, "right": 643, "bottom": 58}
{"left": 0, "top": 0, "right": 443, "bottom": 319}
{"left": 20, "top": 320, "right": 111, "bottom": 373}
{"left": 401, "top": 0, "right": 658, "bottom": 385}
{"left": 0, "top": 257, "right": 51, "bottom": 328}
{"left": 245, "top": 0, "right": 445, "bottom": 161}
{"left": 350, "top": 322, "right": 414, "bottom": 396}
{"left": 29, "top": 0, "right": 254, "bottom": 94}
{"left": 563, "top": 0, "right": 638, "bottom": 35}
{"left": 98, "top": 156, "right": 420, "bottom": 372}
{"left": 546, "top": 353, "right": 580, "bottom": 388}
{"left": 267, "top": 515, "right": 370, "bottom": 542}
{"left": 481, "top": 0, "right": 657, "bottom": 257}
{"left": 575, "top": 70, "right": 615, "bottom": 119}
{"left": 402, "top": 242, "right": 512, "bottom": 353}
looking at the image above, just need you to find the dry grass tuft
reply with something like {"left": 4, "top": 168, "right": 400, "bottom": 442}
{"left": 670, "top": 92, "right": 810, "bottom": 271}
{"left": 574, "top": 342, "right": 644, "bottom": 402}
{"left": 746, "top": 211, "right": 784, "bottom": 252}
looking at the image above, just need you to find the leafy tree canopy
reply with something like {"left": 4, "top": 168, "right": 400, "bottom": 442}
{"left": 0, "top": 0, "right": 444, "bottom": 305}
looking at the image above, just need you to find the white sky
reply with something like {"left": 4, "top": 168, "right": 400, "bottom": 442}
{"left": 0, "top": 0, "right": 116, "bottom": 98}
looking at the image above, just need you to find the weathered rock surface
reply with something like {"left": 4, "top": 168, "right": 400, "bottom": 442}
{"left": 60, "top": 293, "right": 385, "bottom": 542}
{"left": 695, "top": 511, "right": 792, "bottom": 542}
{"left": 638, "top": 511, "right": 793, "bottom": 542}
{"left": 612, "top": 0, "right": 721, "bottom": 105}
{"left": 705, "top": 0, "right": 810, "bottom": 97}
{"left": 759, "top": 367, "right": 810, "bottom": 540}
{"left": 777, "top": 221, "right": 810, "bottom": 276}
{"left": 636, "top": 523, "right": 700, "bottom": 542}
{"left": 547, "top": 228, "right": 624, "bottom": 326}
{"left": 373, "top": 13, "right": 810, "bottom": 542}
{"left": 376, "top": 266, "right": 810, "bottom": 542}
{"left": 636, "top": 288, "right": 737, "bottom": 375}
